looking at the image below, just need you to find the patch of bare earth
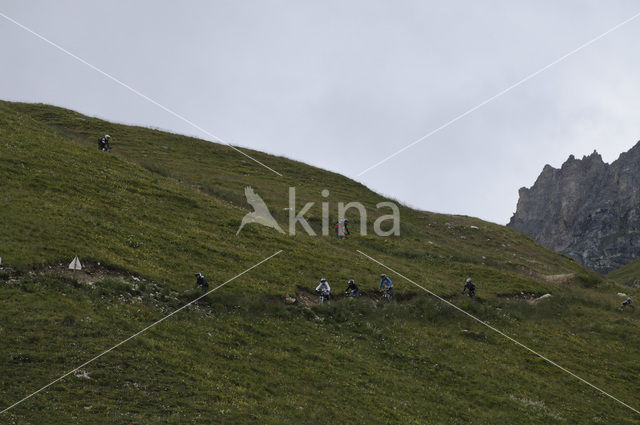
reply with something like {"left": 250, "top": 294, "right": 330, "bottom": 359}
{"left": 43, "top": 262, "right": 141, "bottom": 286}
{"left": 540, "top": 273, "right": 575, "bottom": 284}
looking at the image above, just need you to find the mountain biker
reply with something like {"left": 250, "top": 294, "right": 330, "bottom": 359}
{"left": 343, "top": 219, "right": 350, "bottom": 236}
{"left": 98, "top": 134, "right": 111, "bottom": 152}
{"left": 462, "top": 277, "right": 476, "bottom": 298}
{"left": 316, "top": 278, "right": 331, "bottom": 300}
{"left": 344, "top": 279, "right": 359, "bottom": 297}
{"left": 334, "top": 220, "right": 346, "bottom": 239}
{"left": 195, "top": 272, "right": 208, "bottom": 290}
{"left": 621, "top": 296, "right": 633, "bottom": 308}
{"left": 379, "top": 273, "right": 393, "bottom": 297}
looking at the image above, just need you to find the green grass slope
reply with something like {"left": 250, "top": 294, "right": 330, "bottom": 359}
{"left": 1, "top": 101, "right": 640, "bottom": 424}
{"left": 609, "top": 259, "right": 640, "bottom": 286}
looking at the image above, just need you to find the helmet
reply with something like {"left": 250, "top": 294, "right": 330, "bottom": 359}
{"left": 466, "top": 277, "right": 472, "bottom": 283}
{"left": 344, "top": 219, "right": 349, "bottom": 223}
{"left": 105, "top": 134, "right": 111, "bottom": 139}
{"left": 320, "top": 278, "right": 326, "bottom": 282}
{"left": 348, "top": 279, "right": 354, "bottom": 284}
{"left": 380, "top": 274, "right": 386, "bottom": 278}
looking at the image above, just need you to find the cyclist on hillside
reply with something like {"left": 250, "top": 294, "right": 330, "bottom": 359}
{"left": 621, "top": 296, "right": 633, "bottom": 310}
{"left": 98, "top": 134, "right": 112, "bottom": 152}
{"left": 379, "top": 273, "right": 394, "bottom": 298}
{"left": 344, "top": 279, "right": 360, "bottom": 297}
{"left": 334, "top": 219, "right": 347, "bottom": 239}
{"left": 195, "top": 272, "right": 208, "bottom": 291}
{"left": 316, "top": 278, "right": 331, "bottom": 302}
{"left": 462, "top": 277, "right": 476, "bottom": 298}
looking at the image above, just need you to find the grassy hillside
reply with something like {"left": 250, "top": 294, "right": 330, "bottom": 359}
{"left": 609, "top": 259, "right": 640, "bottom": 286}
{"left": 1, "top": 101, "right": 640, "bottom": 424}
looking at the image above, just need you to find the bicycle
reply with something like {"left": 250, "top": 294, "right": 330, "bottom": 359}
{"left": 462, "top": 289, "right": 476, "bottom": 299}
{"left": 619, "top": 298, "right": 634, "bottom": 311}
{"left": 344, "top": 289, "right": 360, "bottom": 298}
{"left": 377, "top": 287, "right": 393, "bottom": 301}
{"left": 317, "top": 290, "right": 330, "bottom": 304}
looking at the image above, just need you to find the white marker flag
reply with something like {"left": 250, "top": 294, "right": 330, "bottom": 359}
{"left": 68, "top": 256, "right": 82, "bottom": 271}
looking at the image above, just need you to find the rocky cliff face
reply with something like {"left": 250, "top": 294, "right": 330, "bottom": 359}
{"left": 508, "top": 142, "right": 640, "bottom": 273}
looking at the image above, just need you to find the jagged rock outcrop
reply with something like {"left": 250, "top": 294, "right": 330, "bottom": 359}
{"left": 508, "top": 142, "right": 640, "bottom": 273}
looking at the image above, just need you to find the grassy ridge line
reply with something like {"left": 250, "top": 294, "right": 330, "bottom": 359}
{"left": 0, "top": 101, "right": 290, "bottom": 287}
{"left": 0, "top": 101, "right": 596, "bottom": 291}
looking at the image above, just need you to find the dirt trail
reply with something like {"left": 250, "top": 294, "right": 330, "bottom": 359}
{"left": 497, "top": 291, "right": 553, "bottom": 304}
{"left": 0, "top": 261, "right": 144, "bottom": 289}
{"left": 291, "top": 288, "right": 416, "bottom": 307}
{"left": 540, "top": 273, "right": 575, "bottom": 284}
{"left": 40, "top": 261, "right": 142, "bottom": 286}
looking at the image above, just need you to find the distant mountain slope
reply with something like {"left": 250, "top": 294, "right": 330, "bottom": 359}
{"left": 2, "top": 101, "right": 640, "bottom": 424}
{"left": 608, "top": 258, "right": 640, "bottom": 286}
{"left": 508, "top": 144, "right": 640, "bottom": 273}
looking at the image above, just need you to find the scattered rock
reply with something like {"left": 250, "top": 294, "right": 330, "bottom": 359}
{"left": 284, "top": 295, "right": 297, "bottom": 305}
{"left": 498, "top": 292, "right": 550, "bottom": 302}
{"left": 12, "top": 353, "right": 31, "bottom": 363}
{"left": 531, "top": 294, "right": 552, "bottom": 304}
{"left": 75, "top": 370, "right": 90, "bottom": 379}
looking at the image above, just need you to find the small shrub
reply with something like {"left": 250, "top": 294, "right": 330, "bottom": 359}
{"left": 62, "top": 314, "right": 76, "bottom": 326}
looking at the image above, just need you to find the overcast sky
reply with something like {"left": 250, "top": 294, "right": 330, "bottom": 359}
{"left": 2, "top": 1, "right": 640, "bottom": 224}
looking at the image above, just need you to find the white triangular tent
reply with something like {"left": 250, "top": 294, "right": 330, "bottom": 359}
{"left": 68, "top": 256, "right": 82, "bottom": 271}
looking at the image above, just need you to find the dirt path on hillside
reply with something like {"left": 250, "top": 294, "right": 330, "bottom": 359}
{"left": 41, "top": 261, "right": 143, "bottom": 286}
{"left": 291, "top": 288, "right": 417, "bottom": 307}
{"left": 540, "top": 273, "right": 575, "bottom": 284}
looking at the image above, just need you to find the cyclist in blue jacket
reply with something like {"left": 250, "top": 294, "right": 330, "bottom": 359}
{"left": 379, "top": 274, "right": 394, "bottom": 298}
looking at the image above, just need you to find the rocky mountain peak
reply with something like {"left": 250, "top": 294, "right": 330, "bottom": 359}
{"left": 508, "top": 143, "right": 640, "bottom": 273}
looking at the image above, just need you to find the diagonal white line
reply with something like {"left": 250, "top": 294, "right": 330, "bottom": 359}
{"left": 0, "top": 11, "right": 282, "bottom": 177}
{"left": 356, "top": 249, "right": 640, "bottom": 416}
{"left": 0, "top": 250, "right": 283, "bottom": 415}
{"left": 356, "top": 10, "right": 640, "bottom": 177}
